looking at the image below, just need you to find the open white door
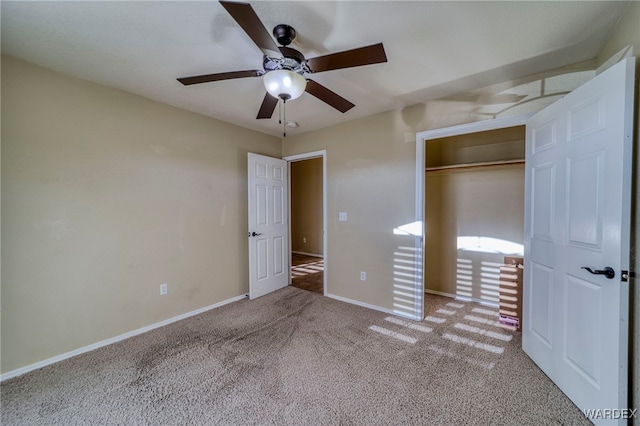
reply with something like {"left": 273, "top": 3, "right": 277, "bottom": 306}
{"left": 523, "top": 57, "right": 635, "bottom": 423}
{"left": 248, "top": 153, "right": 289, "bottom": 299}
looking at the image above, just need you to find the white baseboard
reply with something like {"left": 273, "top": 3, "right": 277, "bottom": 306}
{"left": 291, "top": 251, "right": 323, "bottom": 258}
{"left": 425, "top": 289, "right": 499, "bottom": 308}
{"left": 326, "top": 293, "right": 419, "bottom": 321}
{"left": 0, "top": 293, "right": 248, "bottom": 382}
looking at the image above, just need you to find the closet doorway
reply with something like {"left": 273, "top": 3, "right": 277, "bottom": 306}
{"left": 286, "top": 151, "right": 326, "bottom": 295}
{"left": 424, "top": 125, "right": 525, "bottom": 307}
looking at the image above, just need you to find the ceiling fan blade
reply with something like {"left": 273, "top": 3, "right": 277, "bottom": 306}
{"left": 305, "top": 79, "right": 355, "bottom": 113}
{"left": 177, "top": 70, "right": 262, "bottom": 86}
{"left": 306, "top": 43, "right": 387, "bottom": 73}
{"left": 220, "top": 1, "right": 280, "bottom": 55}
{"left": 257, "top": 92, "right": 279, "bottom": 119}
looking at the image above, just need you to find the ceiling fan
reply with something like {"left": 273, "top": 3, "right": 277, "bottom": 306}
{"left": 177, "top": 0, "right": 388, "bottom": 121}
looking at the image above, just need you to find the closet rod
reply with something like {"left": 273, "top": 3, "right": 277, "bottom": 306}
{"left": 425, "top": 159, "right": 524, "bottom": 172}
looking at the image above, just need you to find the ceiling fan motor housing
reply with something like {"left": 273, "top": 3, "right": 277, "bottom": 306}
{"left": 263, "top": 46, "right": 307, "bottom": 74}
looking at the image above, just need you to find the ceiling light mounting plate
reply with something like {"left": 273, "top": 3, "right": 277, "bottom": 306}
{"left": 273, "top": 24, "right": 296, "bottom": 47}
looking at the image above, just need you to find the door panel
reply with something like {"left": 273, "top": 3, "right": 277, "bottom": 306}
{"left": 273, "top": 185, "right": 285, "bottom": 225}
{"left": 564, "top": 274, "right": 601, "bottom": 385}
{"left": 531, "top": 163, "right": 555, "bottom": 241}
{"left": 273, "top": 236, "right": 285, "bottom": 276}
{"left": 567, "top": 94, "right": 605, "bottom": 140}
{"left": 529, "top": 261, "right": 553, "bottom": 347}
{"left": 256, "top": 185, "right": 268, "bottom": 225}
{"left": 567, "top": 153, "right": 602, "bottom": 249}
{"left": 523, "top": 57, "right": 634, "bottom": 423}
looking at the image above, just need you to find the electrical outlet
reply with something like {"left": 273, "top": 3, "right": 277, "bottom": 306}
{"left": 160, "top": 283, "right": 168, "bottom": 295}
{"left": 360, "top": 271, "right": 366, "bottom": 281}
{"left": 303, "top": 237, "right": 307, "bottom": 243}
{"left": 339, "top": 212, "right": 348, "bottom": 221}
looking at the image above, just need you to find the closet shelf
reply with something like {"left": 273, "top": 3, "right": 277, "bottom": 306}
{"left": 425, "top": 159, "right": 524, "bottom": 172}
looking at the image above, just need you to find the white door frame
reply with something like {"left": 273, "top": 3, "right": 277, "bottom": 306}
{"left": 283, "top": 150, "right": 328, "bottom": 295}
{"left": 414, "top": 114, "right": 532, "bottom": 320}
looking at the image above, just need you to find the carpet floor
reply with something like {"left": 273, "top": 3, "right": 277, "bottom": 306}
{"left": 1, "top": 287, "right": 589, "bottom": 425}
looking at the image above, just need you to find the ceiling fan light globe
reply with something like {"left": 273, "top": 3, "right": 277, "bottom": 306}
{"left": 263, "top": 70, "right": 306, "bottom": 101}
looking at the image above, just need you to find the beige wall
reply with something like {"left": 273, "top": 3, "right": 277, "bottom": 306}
{"left": 1, "top": 55, "right": 281, "bottom": 373}
{"left": 291, "top": 158, "right": 323, "bottom": 256}
{"left": 596, "top": 0, "right": 640, "bottom": 416}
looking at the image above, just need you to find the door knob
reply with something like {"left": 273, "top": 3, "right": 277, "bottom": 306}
{"left": 581, "top": 266, "right": 615, "bottom": 279}
{"left": 249, "top": 231, "right": 263, "bottom": 237}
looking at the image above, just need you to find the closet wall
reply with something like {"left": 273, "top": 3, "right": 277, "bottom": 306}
{"left": 425, "top": 126, "right": 525, "bottom": 304}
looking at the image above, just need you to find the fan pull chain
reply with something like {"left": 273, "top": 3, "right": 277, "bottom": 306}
{"left": 283, "top": 99, "right": 287, "bottom": 137}
{"left": 278, "top": 100, "right": 282, "bottom": 125}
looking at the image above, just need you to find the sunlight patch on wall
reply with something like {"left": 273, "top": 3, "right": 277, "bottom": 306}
{"left": 456, "top": 257, "right": 473, "bottom": 299}
{"left": 456, "top": 256, "right": 503, "bottom": 304}
{"left": 457, "top": 236, "right": 523, "bottom": 255}
{"left": 392, "top": 243, "right": 422, "bottom": 319}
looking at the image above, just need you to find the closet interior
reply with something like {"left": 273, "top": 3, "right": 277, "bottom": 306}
{"left": 424, "top": 126, "right": 526, "bottom": 316}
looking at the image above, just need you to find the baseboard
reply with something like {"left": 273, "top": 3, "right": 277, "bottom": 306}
{"left": 425, "top": 289, "right": 499, "bottom": 308}
{"left": 0, "top": 293, "right": 249, "bottom": 382}
{"left": 326, "top": 293, "right": 419, "bottom": 321}
{"left": 291, "top": 251, "right": 323, "bottom": 258}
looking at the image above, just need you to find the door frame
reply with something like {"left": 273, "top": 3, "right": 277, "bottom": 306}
{"left": 414, "top": 114, "right": 532, "bottom": 320}
{"left": 283, "top": 150, "right": 327, "bottom": 295}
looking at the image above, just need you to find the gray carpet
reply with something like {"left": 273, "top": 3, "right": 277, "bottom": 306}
{"left": 1, "top": 287, "right": 589, "bottom": 425}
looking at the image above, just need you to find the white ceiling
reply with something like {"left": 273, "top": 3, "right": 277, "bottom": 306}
{"left": 1, "top": 1, "right": 630, "bottom": 137}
